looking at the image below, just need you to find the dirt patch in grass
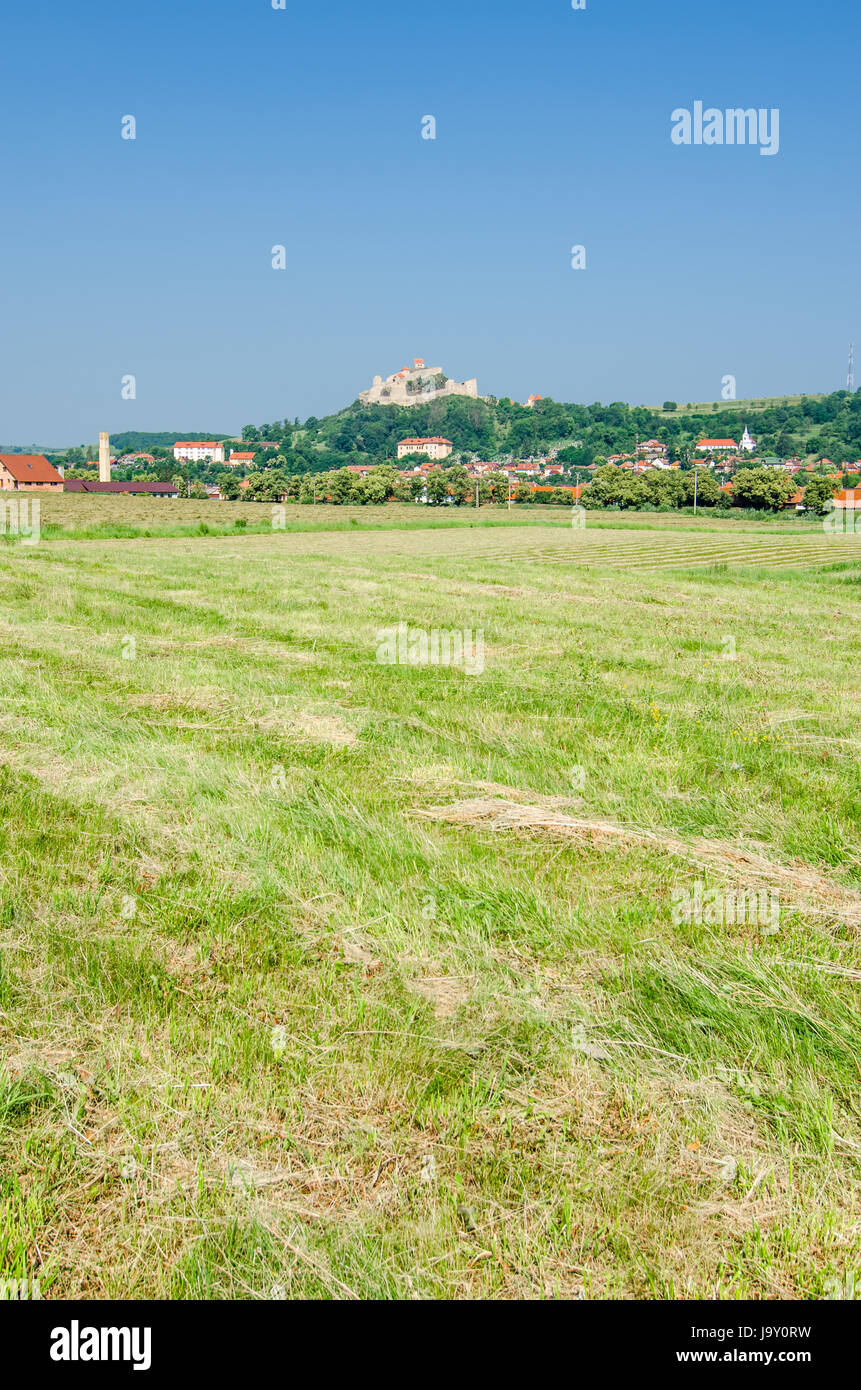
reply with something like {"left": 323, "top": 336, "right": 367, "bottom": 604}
{"left": 411, "top": 975, "right": 470, "bottom": 1019}
{"left": 276, "top": 711, "right": 358, "bottom": 749}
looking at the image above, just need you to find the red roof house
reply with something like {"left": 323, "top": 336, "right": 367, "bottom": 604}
{"left": 0, "top": 454, "right": 64, "bottom": 491}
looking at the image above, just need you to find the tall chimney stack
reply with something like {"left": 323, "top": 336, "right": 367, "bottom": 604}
{"left": 98, "top": 432, "right": 111, "bottom": 483}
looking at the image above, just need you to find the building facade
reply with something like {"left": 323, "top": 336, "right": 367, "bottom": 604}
{"left": 396, "top": 436, "right": 453, "bottom": 461}
{"left": 696, "top": 438, "right": 738, "bottom": 454}
{"left": 173, "top": 441, "right": 225, "bottom": 463}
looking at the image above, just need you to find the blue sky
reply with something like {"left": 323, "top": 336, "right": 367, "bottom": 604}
{"left": 1, "top": 0, "right": 856, "bottom": 443}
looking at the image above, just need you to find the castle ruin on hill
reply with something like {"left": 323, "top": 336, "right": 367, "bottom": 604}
{"left": 359, "top": 358, "right": 480, "bottom": 407}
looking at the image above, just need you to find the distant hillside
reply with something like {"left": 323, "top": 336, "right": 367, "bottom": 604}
{"left": 653, "top": 395, "right": 828, "bottom": 417}
{"left": 108, "top": 431, "right": 235, "bottom": 453}
{"left": 32, "top": 391, "right": 861, "bottom": 474}
{"left": 236, "top": 389, "right": 861, "bottom": 473}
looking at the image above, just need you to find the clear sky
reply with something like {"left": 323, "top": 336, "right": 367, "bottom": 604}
{"left": 1, "top": 0, "right": 857, "bottom": 444}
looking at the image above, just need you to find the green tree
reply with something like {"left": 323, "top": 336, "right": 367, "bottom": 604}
{"left": 644, "top": 469, "right": 685, "bottom": 507}
{"left": 683, "top": 469, "right": 720, "bottom": 506}
{"left": 775, "top": 430, "right": 798, "bottom": 458}
{"left": 731, "top": 468, "right": 797, "bottom": 511}
{"left": 425, "top": 469, "right": 450, "bottom": 506}
{"left": 352, "top": 475, "right": 387, "bottom": 505}
{"left": 803, "top": 475, "right": 838, "bottom": 514}
{"left": 327, "top": 468, "right": 356, "bottom": 505}
{"left": 444, "top": 464, "right": 471, "bottom": 506}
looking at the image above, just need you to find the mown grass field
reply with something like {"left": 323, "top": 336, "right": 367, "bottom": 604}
{"left": 0, "top": 510, "right": 859, "bottom": 1300}
{"left": 17, "top": 492, "right": 829, "bottom": 541}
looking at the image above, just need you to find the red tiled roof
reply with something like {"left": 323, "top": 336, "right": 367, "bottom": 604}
{"left": 696, "top": 439, "right": 737, "bottom": 448}
{"left": 0, "top": 454, "right": 64, "bottom": 484}
{"left": 173, "top": 441, "right": 221, "bottom": 449}
{"left": 63, "top": 480, "right": 178, "bottom": 494}
{"left": 398, "top": 436, "right": 452, "bottom": 446}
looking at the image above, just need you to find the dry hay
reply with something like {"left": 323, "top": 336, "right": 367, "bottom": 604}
{"left": 415, "top": 797, "right": 861, "bottom": 928}
{"left": 410, "top": 976, "right": 470, "bottom": 1019}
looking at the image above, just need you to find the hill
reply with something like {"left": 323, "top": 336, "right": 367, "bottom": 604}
{"left": 235, "top": 389, "right": 861, "bottom": 473}
{"left": 40, "top": 392, "right": 861, "bottom": 474}
{"left": 107, "top": 431, "right": 235, "bottom": 453}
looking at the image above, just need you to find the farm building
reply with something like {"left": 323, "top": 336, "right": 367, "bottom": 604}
{"left": 63, "top": 480, "right": 180, "bottom": 497}
{"left": 0, "top": 454, "right": 64, "bottom": 491}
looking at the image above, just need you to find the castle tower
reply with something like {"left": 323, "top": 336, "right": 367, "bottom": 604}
{"left": 98, "top": 432, "right": 111, "bottom": 482}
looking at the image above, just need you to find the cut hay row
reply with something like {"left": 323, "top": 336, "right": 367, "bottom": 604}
{"left": 460, "top": 538, "right": 859, "bottom": 572}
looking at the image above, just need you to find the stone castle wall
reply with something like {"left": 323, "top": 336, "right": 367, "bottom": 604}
{"left": 359, "top": 365, "right": 480, "bottom": 407}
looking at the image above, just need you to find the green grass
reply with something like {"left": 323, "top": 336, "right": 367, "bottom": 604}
{"left": 0, "top": 512, "right": 859, "bottom": 1299}
{"left": 9, "top": 492, "right": 835, "bottom": 545}
{"left": 654, "top": 395, "right": 826, "bottom": 416}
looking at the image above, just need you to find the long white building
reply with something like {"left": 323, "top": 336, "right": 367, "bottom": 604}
{"left": 173, "top": 441, "right": 225, "bottom": 463}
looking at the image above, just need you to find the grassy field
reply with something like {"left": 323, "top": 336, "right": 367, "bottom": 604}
{"left": 0, "top": 509, "right": 859, "bottom": 1300}
{"left": 653, "top": 395, "right": 824, "bottom": 417}
{"left": 2, "top": 492, "right": 837, "bottom": 543}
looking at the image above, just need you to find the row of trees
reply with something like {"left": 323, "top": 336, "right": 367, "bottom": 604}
{"left": 235, "top": 465, "right": 518, "bottom": 506}
{"left": 229, "top": 461, "right": 812, "bottom": 514}
{"left": 564, "top": 465, "right": 838, "bottom": 514}
{"left": 581, "top": 465, "right": 721, "bottom": 509}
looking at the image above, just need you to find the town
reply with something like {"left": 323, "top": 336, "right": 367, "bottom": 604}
{"left": 4, "top": 366, "right": 861, "bottom": 517}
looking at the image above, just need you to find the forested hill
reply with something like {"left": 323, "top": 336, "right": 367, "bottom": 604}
{"left": 108, "top": 431, "right": 233, "bottom": 453}
{"left": 91, "top": 390, "right": 861, "bottom": 474}
{"left": 237, "top": 390, "right": 861, "bottom": 473}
